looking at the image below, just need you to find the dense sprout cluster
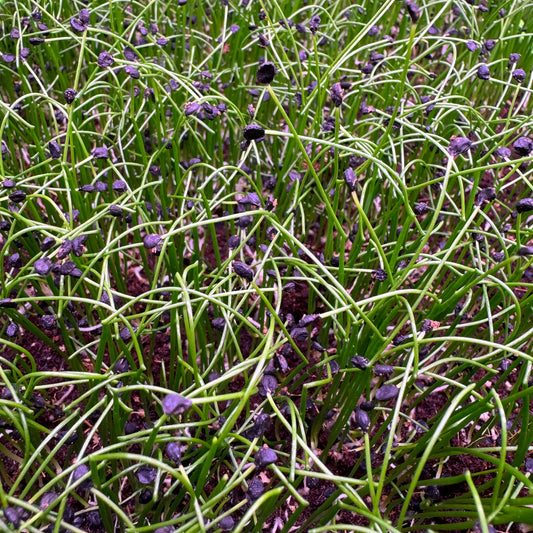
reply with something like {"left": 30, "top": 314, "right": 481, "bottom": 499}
{"left": 0, "top": 0, "right": 533, "bottom": 531}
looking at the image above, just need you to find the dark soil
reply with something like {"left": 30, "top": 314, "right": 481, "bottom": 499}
{"left": 1, "top": 245, "right": 531, "bottom": 532}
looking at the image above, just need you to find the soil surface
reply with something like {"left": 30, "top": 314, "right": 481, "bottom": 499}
{"left": 1, "top": 236, "right": 532, "bottom": 532}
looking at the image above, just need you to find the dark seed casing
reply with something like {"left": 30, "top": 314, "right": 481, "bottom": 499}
{"left": 375, "top": 384, "right": 399, "bottom": 401}
{"left": 344, "top": 168, "right": 357, "bottom": 191}
{"left": 72, "top": 464, "right": 93, "bottom": 490}
{"left": 371, "top": 268, "right": 388, "bottom": 282}
{"left": 247, "top": 477, "right": 264, "bottom": 500}
{"left": 97, "top": 51, "right": 114, "bottom": 68}
{"left": 517, "top": 246, "right": 533, "bottom": 256}
{"left": 477, "top": 65, "right": 490, "bottom": 80}
{"left": 513, "top": 69, "right": 526, "bottom": 83}
{"left": 254, "top": 446, "right": 278, "bottom": 469}
{"left": 448, "top": 137, "right": 472, "bottom": 156}
{"left": 256, "top": 62, "right": 276, "bottom": 84}
{"left": 162, "top": 393, "right": 192, "bottom": 415}
{"left": 233, "top": 261, "right": 254, "bottom": 281}
{"left": 49, "top": 141, "right": 62, "bottom": 159}
{"left": 34, "top": 257, "right": 52, "bottom": 276}
{"left": 243, "top": 124, "right": 265, "bottom": 141}
{"left": 516, "top": 198, "right": 533, "bottom": 213}
{"left": 137, "top": 466, "right": 157, "bottom": 484}
{"left": 351, "top": 355, "right": 369, "bottom": 370}
{"left": 374, "top": 364, "right": 394, "bottom": 377}
{"left": 405, "top": 1, "right": 419, "bottom": 23}
{"left": 330, "top": 82, "right": 344, "bottom": 107}
{"left": 219, "top": 515, "right": 235, "bottom": 531}
{"left": 143, "top": 234, "right": 162, "bottom": 248}
{"left": 64, "top": 88, "right": 77, "bottom": 104}
{"left": 9, "top": 190, "right": 26, "bottom": 203}
{"left": 355, "top": 408, "right": 370, "bottom": 431}
{"left": 70, "top": 17, "right": 88, "bottom": 32}
{"left": 513, "top": 137, "right": 533, "bottom": 156}
{"left": 165, "top": 442, "right": 181, "bottom": 463}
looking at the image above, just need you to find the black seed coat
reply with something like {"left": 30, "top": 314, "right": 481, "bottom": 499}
{"left": 516, "top": 199, "right": 533, "bottom": 213}
{"left": 233, "top": 261, "right": 254, "bottom": 281}
{"left": 355, "top": 408, "right": 370, "bottom": 431}
{"left": 64, "top": 88, "right": 77, "bottom": 104}
{"left": 243, "top": 124, "right": 265, "bottom": 141}
{"left": 162, "top": 393, "right": 192, "bottom": 415}
{"left": 513, "top": 137, "right": 533, "bottom": 156}
{"left": 255, "top": 446, "right": 278, "bottom": 468}
{"left": 375, "top": 384, "right": 399, "bottom": 401}
{"left": 49, "top": 141, "right": 62, "bottom": 159}
{"left": 448, "top": 137, "right": 472, "bottom": 156}
{"left": 34, "top": 257, "right": 52, "bottom": 276}
{"left": 344, "top": 168, "right": 357, "bottom": 191}
{"left": 256, "top": 62, "right": 276, "bottom": 84}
